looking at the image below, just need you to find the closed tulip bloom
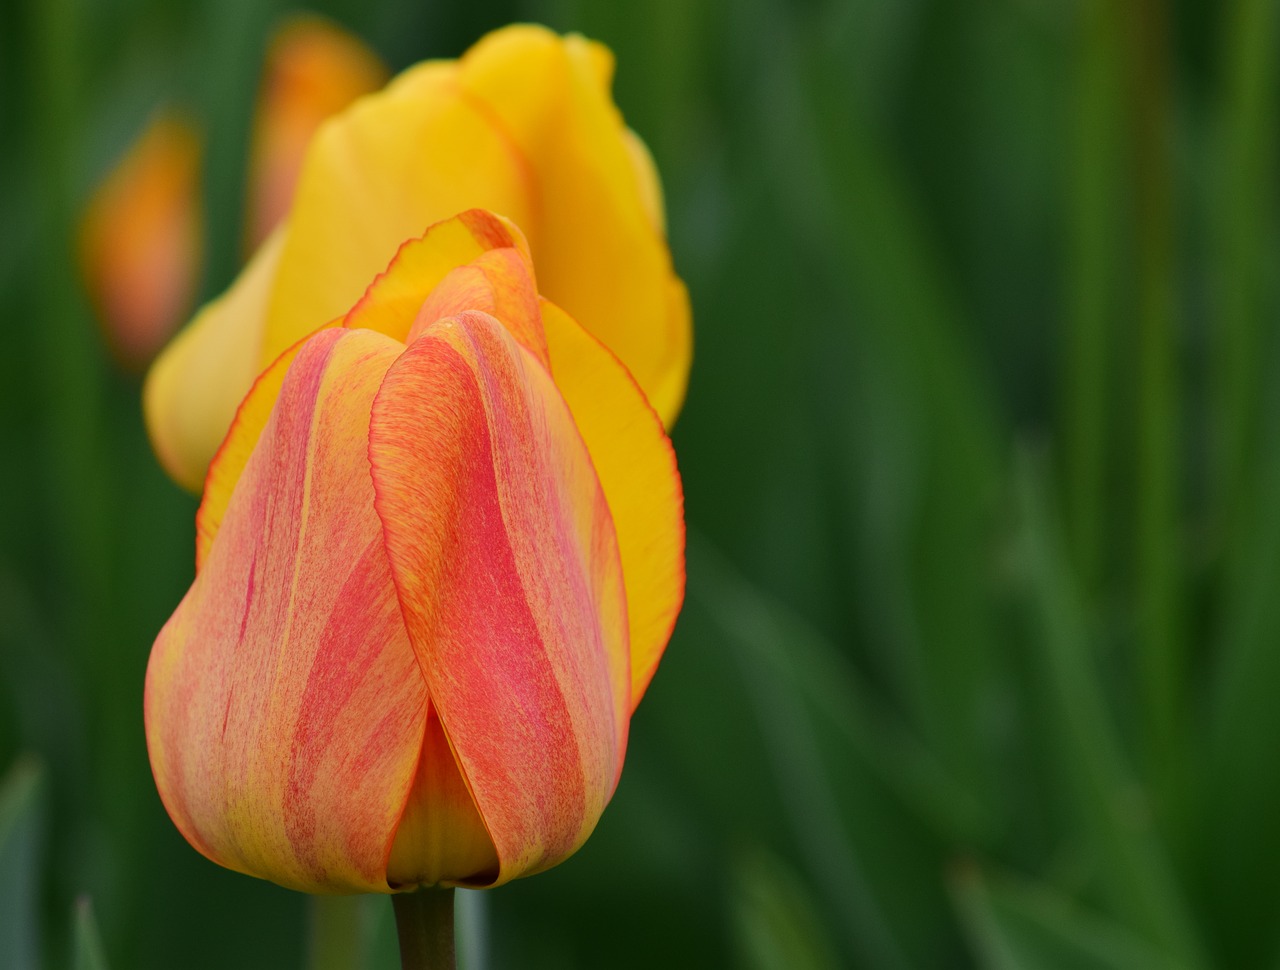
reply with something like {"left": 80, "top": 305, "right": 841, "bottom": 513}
{"left": 79, "top": 113, "right": 202, "bottom": 369}
{"left": 144, "top": 210, "right": 685, "bottom": 892}
{"left": 146, "top": 25, "right": 691, "bottom": 493}
{"left": 245, "top": 14, "right": 387, "bottom": 249}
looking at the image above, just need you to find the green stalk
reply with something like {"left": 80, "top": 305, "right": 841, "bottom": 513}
{"left": 307, "top": 897, "right": 366, "bottom": 970}
{"left": 1015, "top": 455, "right": 1204, "bottom": 968}
{"left": 1129, "top": 0, "right": 1183, "bottom": 812}
{"left": 1212, "top": 0, "right": 1277, "bottom": 546}
{"left": 392, "top": 889, "right": 456, "bottom": 970}
{"left": 1062, "top": 0, "right": 1123, "bottom": 594}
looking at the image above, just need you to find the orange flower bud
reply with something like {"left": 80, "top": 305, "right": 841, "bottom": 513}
{"left": 145, "top": 211, "right": 684, "bottom": 892}
{"left": 79, "top": 113, "right": 202, "bottom": 370}
{"left": 245, "top": 15, "right": 387, "bottom": 249}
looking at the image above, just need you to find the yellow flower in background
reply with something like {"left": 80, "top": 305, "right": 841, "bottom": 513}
{"left": 79, "top": 113, "right": 202, "bottom": 370}
{"left": 244, "top": 14, "right": 387, "bottom": 248}
{"left": 145, "top": 24, "right": 692, "bottom": 492}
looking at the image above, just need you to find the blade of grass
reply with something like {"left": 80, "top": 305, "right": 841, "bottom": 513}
{"left": 1062, "top": 0, "right": 1124, "bottom": 594}
{"left": 691, "top": 532, "right": 996, "bottom": 849}
{"left": 1128, "top": 0, "right": 1185, "bottom": 812}
{"left": 953, "top": 864, "right": 1169, "bottom": 970}
{"left": 690, "top": 532, "right": 1003, "bottom": 969}
{"left": 744, "top": 0, "right": 1008, "bottom": 809}
{"left": 73, "top": 896, "right": 110, "bottom": 970}
{"left": 1210, "top": 0, "right": 1278, "bottom": 545}
{"left": 1012, "top": 452, "right": 1202, "bottom": 968}
{"left": 1203, "top": 395, "right": 1280, "bottom": 961}
{"left": 1202, "top": 7, "right": 1280, "bottom": 958}
{"left": 0, "top": 757, "right": 45, "bottom": 970}
{"left": 729, "top": 847, "right": 841, "bottom": 970}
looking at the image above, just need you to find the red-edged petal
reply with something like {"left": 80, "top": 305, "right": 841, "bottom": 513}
{"left": 541, "top": 299, "right": 685, "bottom": 704}
{"left": 342, "top": 210, "right": 544, "bottom": 363}
{"left": 368, "top": 310, "right": 629, "bottom": 886}
{"left": 145, "top": 328, "right": 429, "bottom": 894}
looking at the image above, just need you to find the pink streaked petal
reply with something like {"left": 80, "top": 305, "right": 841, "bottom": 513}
{"left": 368, "top": 310, "right": 629, "bottom": 886}
{"left": 146, "top": 327, "right": 427, "bottom": 894}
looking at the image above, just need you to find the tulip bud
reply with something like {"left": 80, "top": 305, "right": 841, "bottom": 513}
{"left": 245, "top": 15, "right": 387, "bottom": 249}
{"left": 79, "top": 113, "right": 202, "bottom": 370}
{"left": 146, "top": 210, "right": 685, "bottom": 893}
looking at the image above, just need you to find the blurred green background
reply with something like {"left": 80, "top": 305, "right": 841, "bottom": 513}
{"left": 3, "top": 0, "right": 1279, "bottom": 967}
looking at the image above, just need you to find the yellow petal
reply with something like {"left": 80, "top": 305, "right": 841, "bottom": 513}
{"left": 144, "top": 226, "right": 286, "bottom": 492}
{"left": 342, "top": 209, "right": 537, "bottom": 356}
{"left": 245, "top": 14, "right": 388, "bottom": 248}
{"left": 385, "top": 705, "right": 499, "bottom": 889}
{"left": 457, "top": 26, "right": 691, "bottom": 426}
{"left": 259, "top": 60, "right": 535, "bottom": 365}
{"left": 79, "top": 112, "right": 202, "bottom": 370}
{"left": 542, "top": 299, "right": 685, "bottom": 704}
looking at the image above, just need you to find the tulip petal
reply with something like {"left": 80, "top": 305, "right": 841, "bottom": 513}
{"left": 195, "top": 332, "right": 310, "bottom": 570}
{"left": 144, "top": 227, "right": 286, "bottom": 492}
{"left": 369, "top": 310, "right": 629, "bottom": 885}
{"left": 541, "top": 300, "right": 685, "bottom": 704}
{"left": 458, "top": 26, "right": 692, "bottom": 426}
{"left": 385, "top": 705, "right": 499, "bottom": 889}
{"left": 260, "top": 61, "right": 536, "bottom": 365}
{"left": 146, "top": 328, "right": 428, "bottom": 893}
{"left": 343, "top": 210, "right": 545, "bottom": 364}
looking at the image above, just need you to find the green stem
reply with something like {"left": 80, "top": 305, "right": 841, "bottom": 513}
{"left": 392, "top": 889, "right": 456, "bottom": 970}
{"left": 307, "top": 896, "right": 366, "bottom": 970}
{"left": 1063, "top": 0, "right": 1122, "bottom": 594}
{"left": 1129, "top": 0, "right": 1182, "bottom": 813}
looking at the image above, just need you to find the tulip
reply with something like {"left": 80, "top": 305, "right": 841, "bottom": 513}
{"left": 79, "top": 113, "right": 202, "bottom": 370}
{"left": 145, "top": 24, "right": 691, "bottom": 493}
{"left": 144, "top": 210, "right": 685, "bottom": 892}
{"left": 244, "top": 14, "right": 387, "bottom": 248}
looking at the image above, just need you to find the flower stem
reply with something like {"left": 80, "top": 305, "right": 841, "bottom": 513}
{"left": 392, "top": 889, "right": 456, "bottom": 970}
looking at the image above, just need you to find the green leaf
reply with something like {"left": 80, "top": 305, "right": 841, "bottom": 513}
{"left": 953, "top": 865, "right": 1168, "bottom": 970}
{"left": 1011, "top": 453, "right": 1203, "bottom": 968}
{"left": 73, "top": 896, "right": 110, "bottom": 970}
{"left": 0, "top": 756, "right": 45, "bottom": 970}
{"left": 690, "top": 532, "right": 990, "bottom": 969}
{"left": 729, "top": 847, "right": 840, "bottom": 970}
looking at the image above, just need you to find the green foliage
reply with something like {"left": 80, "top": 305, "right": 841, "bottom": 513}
{"left": 3, "top": 0, "right": 1279, "bottom": 966}
{"left": 0, "top": 758, "right": 45, "bottom": 970}
{"left": 73, "top": 897, "right": 110, "bottom": 970}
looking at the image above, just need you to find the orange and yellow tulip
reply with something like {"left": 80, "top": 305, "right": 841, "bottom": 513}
{"left": 144, "top": 210, "right": 685, "bottom": 892}
{"left": 145, "top": 25, "right": 691, "bottom": 492}
{"left": 79, "top": 113, "right": 202, "bottom": 369}
{"left": 244, "top": 14, "right": 387, "bottom": 248}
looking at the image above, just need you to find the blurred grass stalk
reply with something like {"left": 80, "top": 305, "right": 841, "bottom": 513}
{"left": 1204, "top": 0, "right": 1280, "bottom": 959}
{"left": 1014, "top": 455, "right": 1203, "bottom": 968}
{"left": 1062, "top": 0, "right": 1121, "bottom": 597}
{"left": 25, "top": 0, "right": 123, "bottom": 956}
{"left": 1129, "top": 0, "right": 1185, "bottom": 814}
{"left": 1067, "top": 0, "right": 1187, "bottom": 819}
{"left": 1211, "top": 0, "right": 1277, "bottom": 543}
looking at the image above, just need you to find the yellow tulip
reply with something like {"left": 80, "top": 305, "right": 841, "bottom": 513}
{"left": 146, "top": 25, "right": 692, "bottom": 492}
